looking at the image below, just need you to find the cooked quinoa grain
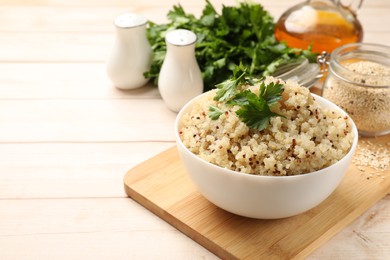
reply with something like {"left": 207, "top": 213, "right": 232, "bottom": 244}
{"left": 179, "top": 77, "right": 354, "bottom": 176}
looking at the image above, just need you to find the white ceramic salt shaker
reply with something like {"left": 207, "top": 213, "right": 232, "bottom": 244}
{"left": 106, "top": 13, "right": 152, "bottom": 90}
{"left": 158, "top": 29, "right": 203, "bottom": 112}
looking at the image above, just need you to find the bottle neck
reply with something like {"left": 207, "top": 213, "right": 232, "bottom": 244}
{"left": 308, "top": 0, "right": 363, "bottom": 14}
{"left": 307, "top": 0, "right": 338, "bottom": 7}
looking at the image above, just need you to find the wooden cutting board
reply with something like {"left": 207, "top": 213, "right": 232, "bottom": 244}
{"left": 124, "top": 135, "right": 390, "bottom": 259}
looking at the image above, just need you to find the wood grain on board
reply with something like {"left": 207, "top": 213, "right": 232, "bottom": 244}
{"left": 124, "top": 135, "right": 390, "bottom": 259}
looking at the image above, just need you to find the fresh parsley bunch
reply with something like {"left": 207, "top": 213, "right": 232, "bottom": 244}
{"left": 209, "top": 65, "right": 284, "bottom": 131}
{"left": 145, "top": 0, "right": 315, "bottom": 91}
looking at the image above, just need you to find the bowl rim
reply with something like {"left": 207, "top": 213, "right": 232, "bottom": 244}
{"left": 174, "top": 91, "right": 358, "bottom": 180}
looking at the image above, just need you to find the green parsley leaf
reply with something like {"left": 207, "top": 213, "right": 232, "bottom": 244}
{"left": 208, "top": 105, "right": 223, "bottom": 120}
{"left": 199, "top": 0, "right": 217, "bottom": 26}
{"left": 213, "top": 64, "right": 248, "bottom": 102}
{"left": 235, "top": 90, "right": 281, "bottom": 131}
{"left": 208, "top": 70, "right": 285, "bottom": 130}
{"left": 144, "top": 1, "right": 315, "bottom": 90}
{"left": 226, "top": 89, "right": 252, "bottom": 106}
{"left": 258, "top": 81, "right": 284, "bottom": 104}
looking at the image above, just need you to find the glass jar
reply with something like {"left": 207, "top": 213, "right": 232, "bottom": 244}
{"left": 322, "top": 43, "right": 390, "bottom": 136}
{"left": 271, "top": 57, "right": 321, "bottom": 88}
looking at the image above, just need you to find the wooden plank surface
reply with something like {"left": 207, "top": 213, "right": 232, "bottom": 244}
{"left": 0, "top": 198, "right": 216, "bottom": 259}
{"left": 0, "top": 2, "right": 387, "bottom": 33}
{"left": 0, "top": 142, "right": 174, "bottom": 198}
{"left": 0, "top": 0, "right": 389, "bottom": 259}
{"left": 0, "top": 99, "right": 176, "bottom": 142}
{"left": 124, "top": 136, "right": 390, "bottom": 259}
{"left": 0, "top": 64, "right": 160, "bottom": 99}
{"left": 0, "top": 33, "right": 111, "bottom": 61}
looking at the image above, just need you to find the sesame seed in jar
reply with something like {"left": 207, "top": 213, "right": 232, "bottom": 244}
{"left": 323, "top": 60, "right": 390, "bottom": 136}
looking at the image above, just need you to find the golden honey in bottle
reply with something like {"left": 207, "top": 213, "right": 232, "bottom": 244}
{"left": 275, "top": 0, "right": 363, "bottom": 53}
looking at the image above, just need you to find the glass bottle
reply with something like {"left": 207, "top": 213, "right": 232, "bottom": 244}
{"left": 106, "top": 13, "right": 152, "bottom": 89}
{"left": 158, "top": 29, "right": 203, "bottom": 112}
{"left": 275, "top": 0, "right": 363, "bottom": 53}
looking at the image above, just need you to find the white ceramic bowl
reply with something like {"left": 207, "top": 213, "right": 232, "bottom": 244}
{"left": 175, "top": 93, "right": 358, "bottom": 219}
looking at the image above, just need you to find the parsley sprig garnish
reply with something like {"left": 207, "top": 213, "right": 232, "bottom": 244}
{"left": 214, "top": 65, "right": 257, "bottom": 102}
{"left": 208, "top": 105, "right": 223, "bottom": 120}
{"left": 209, "top": 66, "right": 284, "bottom": 131}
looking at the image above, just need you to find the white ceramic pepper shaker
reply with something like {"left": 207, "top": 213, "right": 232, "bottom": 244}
{"left": 106, "top": 13, "right": 152, "bottom": 90}
{"left": 158, "top": 29, "right": 203, "bottom": 112}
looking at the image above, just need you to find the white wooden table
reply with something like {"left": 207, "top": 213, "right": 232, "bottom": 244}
{"left": 0, "top": 0, "right": 389, "bottom": 259}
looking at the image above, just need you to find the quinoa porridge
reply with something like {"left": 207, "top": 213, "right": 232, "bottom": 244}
{"left": 179, "top": 77, "right": 354, "bottom": 176}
